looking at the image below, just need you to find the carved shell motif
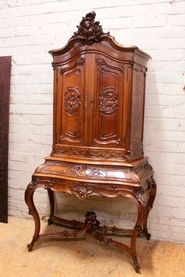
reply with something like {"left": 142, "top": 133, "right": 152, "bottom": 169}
{"left": 71, "top": 11, "right": 109, "bottom": 45}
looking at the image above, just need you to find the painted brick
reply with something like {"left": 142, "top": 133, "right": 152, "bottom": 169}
{"left": 102, "top": 17, "right": 131, "bottom": 30}
{"left": 69, "top": 0, "right": 101, "bottom": 11}
{"left": 0, "top": 28, "right": 15, "bottom": 38}
{"left": 17, "top": 5, "right": 42, "bottom": 17}
{"left": 132, "top": 15, "right": 167, "bottom": 28}
{"left": 101, "top": 0, "right": 137, "bottom": 7}
{"left": 43, "top": 2, "right": 71, "bottom": 13}
{"left": 145, "top": 141, "right": 177, "bottom": 153}
{"left": 158, "top": 196, "right": 185, "bottom": 208}
{"left": 177, "top": 142, "right": 185, "bottom": 153}
{"left": 0, "top": 6, "right": 17, "bottom": 18}
{"left": 172, "top": 208, "right": 185, "bottom": 219}
{"left": 179, "top": 119, "right": 185, "bottom": 131}
{"left": 168, "top": 14, "right": 185, "bottom": 26}
{"left": 13, "top": 55, "right": 30, "bottom": 65}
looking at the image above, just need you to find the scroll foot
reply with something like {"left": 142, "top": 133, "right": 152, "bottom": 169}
{"left": 133, "top": 255, "right": 141, "bottom": 273}
{"left": 135, "top": 265, "right": 141, "bottom": 274}
{"left": 48, "top": 218, "right": 53, "bottom": 225}
{"left": 27, "top": 243, "right": 33, "bottom": 252}
{"left": 142, "top": 229, "right": 151, "bottom": 240}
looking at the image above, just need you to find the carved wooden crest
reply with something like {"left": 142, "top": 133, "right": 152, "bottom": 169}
{"left": 71, "top": 11, "right": 109, "bottom": 45}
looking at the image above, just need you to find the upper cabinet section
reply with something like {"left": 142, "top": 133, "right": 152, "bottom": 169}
{"left": 49, "top": 11, "right": 151, "bottom": 164}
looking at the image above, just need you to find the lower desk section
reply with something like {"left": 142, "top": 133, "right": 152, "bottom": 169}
{"left": 25, "top": 157, "right": 156, "bottom": 273}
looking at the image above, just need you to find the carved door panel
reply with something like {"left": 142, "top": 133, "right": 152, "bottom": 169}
{"left": 55, "top": 55, "right": 87, "bottom": 147}
{"left": 90, "top": 55, "right": 126, "bottom": 149}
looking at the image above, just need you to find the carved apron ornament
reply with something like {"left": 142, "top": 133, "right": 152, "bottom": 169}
{"left": 71, "top": 183, "right": 94, "bottom": 199}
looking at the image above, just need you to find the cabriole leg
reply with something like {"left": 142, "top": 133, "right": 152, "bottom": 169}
{"left": 130, "top": 189, "right": 147, "bottom": 273}
{"left": 142, "top": 177, "right": 157, "bottom": 240}
{"left": 47, "top": 189, "right": 55, "bottom": 225}
{"left": 24, "top": 180, "right": 41, "bottom": 251}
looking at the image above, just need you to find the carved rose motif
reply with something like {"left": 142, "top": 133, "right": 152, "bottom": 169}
{"left": 99, "top": 87, "right": 118, "bottom": 114}
{"left": 64, "top": 87, "right": 81, "bottom": 116}
{"left": 71, "top": 11, "right": 109, "bottom": 45}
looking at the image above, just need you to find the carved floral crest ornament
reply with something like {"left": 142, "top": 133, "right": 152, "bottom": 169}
{"left": 71, "top": 11, "right": 109, "bottom": 45}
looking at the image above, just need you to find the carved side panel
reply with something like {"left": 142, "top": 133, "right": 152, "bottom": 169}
{"left": 57, "top": 57, "right": 85, "bottom": 145}
{"left": 92, "top": 57, "right": 125, "bottom": 147}
{"left": 129, "top": 67, "right": 146, "bottom": 160}
{"left": 0, "top": 56, "right": 11, "bottom": 223}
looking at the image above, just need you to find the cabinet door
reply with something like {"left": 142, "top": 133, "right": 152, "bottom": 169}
{"left": 55, "top": 55, "right": 87, "bottom": 146}
{"left": 90, "top": 55, "right": 126, "bottom": 148}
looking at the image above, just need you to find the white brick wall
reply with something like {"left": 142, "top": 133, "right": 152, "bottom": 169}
{"left": 1, "top": 0, "right": 185, "bottom": 243}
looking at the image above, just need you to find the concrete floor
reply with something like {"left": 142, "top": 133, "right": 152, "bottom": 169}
{"left": 0, "top": 216, "right": 185, "bottom": 277}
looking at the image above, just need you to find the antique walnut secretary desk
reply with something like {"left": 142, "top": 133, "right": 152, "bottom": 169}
{"left": 25, "top": 12, "right": 156, "bottom": 273}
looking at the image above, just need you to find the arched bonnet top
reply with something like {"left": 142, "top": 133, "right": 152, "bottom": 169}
{"left": 49, "top": 11, "right": 151, "bottom": 67}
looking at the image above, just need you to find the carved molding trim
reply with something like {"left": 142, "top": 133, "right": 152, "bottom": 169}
{"left": 71, "top": 11, "right": 109, "bottom": 45}
{"left": 133, "top": 161, "right": 153, "bottom": 179}
{"left": 142, "top": 176, "right": 156, "bottom": 194}
{"left": 28, "top": 177, "right": 144, "bottom": 201}
{"left": 55, "top": 147, "right": 126, "bottom": 160}
{"left": 95, "top": 58, "right": 124, "bottom": 74}
{"left": 64, "top": 165, "right": 106, "bottom": 178}
{"left": 56, "top": 147, "right": 87, "bottom": 156}
{"left": 35, "top": 162, "right": 141, "bottom": 184}
{"left": 76, "top": 58, "right": 85, "bottom": 66}
{"left": 89, "top": 149, "right": 125, "bottom": 159}
{"left": 60, "top": 58, "right": 85, "bottom": 75}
